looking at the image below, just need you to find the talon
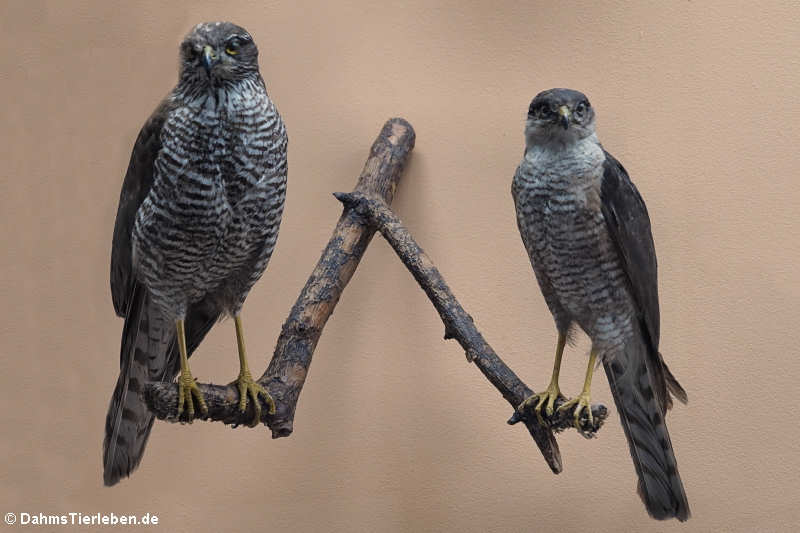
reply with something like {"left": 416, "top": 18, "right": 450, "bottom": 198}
{"left": 518, "top": 382, "right": 561, "bottom": 425}
{"left": 193, "top": 386, "right": 208, "bottom": 415}
{"left": 558, "top": 392, "right": 592, "bottom": 432}
{"left": 177, "top": 382, "right": 185, "bottom": 416}
{"left": 177, "top": 370, "right": 206, "bottom": 422}
{"left": 234, "top": 371, "right": 275, "bottom": 427}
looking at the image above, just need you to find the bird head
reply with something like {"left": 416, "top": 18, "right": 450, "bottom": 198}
{"left": 178, "top": 22, "right": 260, "bottom": 86}
{"left": 525, "top": 88, "right": 596, "bottom": 147}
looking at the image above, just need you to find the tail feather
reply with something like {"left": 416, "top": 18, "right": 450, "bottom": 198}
{"left": 604, "top": 325, "right": 690, "bottom": 521}
{"left": 103, "top": 286, "right": 221, "bottom": 486}
{"left": 103, "top": 285, "right": 172, "bottom": 486}
{"left": 660, "top": 352, "right": 688, "bottom": 406}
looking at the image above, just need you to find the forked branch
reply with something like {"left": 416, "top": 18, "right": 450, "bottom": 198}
{"left": 143, "top": 118, "right": 606, "bottom": 474}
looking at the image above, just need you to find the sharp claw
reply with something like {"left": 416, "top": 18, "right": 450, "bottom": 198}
{"left": 238, "top": 384, "right": 247, "bottom": 412}
{"left": 194, "top": 388, "right": 208, "bottom": 415}
{"left": 518, "top": 384, "right": 561, "bottom": 426}
{"left": 234, "top": 372, "right": 275, "bottom": 426}
{"left": 260, "top": 388, "right": 276, "bottom": 415}
{"left": 558, "top": 393, "right": 592, "bottom": 431}
{"left": 545, "top": 396, "right": 556, "bottom": 416}
{"left": 176, "top": 371, "right": 206, "bottom": 421}
{"left": 249, "top": 389, "right": 262, "bottom": 423}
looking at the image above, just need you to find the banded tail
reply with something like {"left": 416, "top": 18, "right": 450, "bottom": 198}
{"left": 103, "top": 284, "right": 218, "bottom": 486}
{"left": 603, "top": 323, "right": 690, "bottom": 521}
{"left": 103, "top": 284, "right": 173, "bottom": 486}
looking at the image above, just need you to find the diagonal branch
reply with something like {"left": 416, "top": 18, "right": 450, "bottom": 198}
{"left": 335, "top": 191, "right": 608, "bottom": 474}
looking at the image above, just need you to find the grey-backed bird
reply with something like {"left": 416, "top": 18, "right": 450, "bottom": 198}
{"left": 511, "top": 89, "right": 689, "bottom": 520}
{"left": 104, "top": 22, "right": 288, "bottom": 486}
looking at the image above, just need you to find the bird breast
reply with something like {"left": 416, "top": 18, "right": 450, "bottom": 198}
{"left": 132, "top": 85, "right": 285, "bottom": 315}
{"left": 514, "top": 139, "right": 633, "bottom": 347}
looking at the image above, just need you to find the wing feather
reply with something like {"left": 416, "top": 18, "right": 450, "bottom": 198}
{"left": 600, "top": 150, "right": 660, "bottom": 349}
{"left": 110, "top": 100, "right": 171, "bottom": 317}
{"left": 600, "top": 150, "right": 688, "bottom": 410}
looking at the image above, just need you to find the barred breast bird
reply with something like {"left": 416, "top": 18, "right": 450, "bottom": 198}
{"left": 104, "top": 22, "right": 288, "bottom": 486}
{"left": 511, "top": 89, "right": 689, "bottom": 520}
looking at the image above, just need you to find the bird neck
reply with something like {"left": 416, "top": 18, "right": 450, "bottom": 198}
{"left": 525, "top": 132, "right": 601, "bottom": 160}
{"left": 523, "top": 133, "right": 604, "bottom": 187}
{"left": 173, "top": 75, "right": 266, "bottom": 111}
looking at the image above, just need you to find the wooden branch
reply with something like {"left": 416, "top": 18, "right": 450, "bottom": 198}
{"left": 144, "top": 118, "right": 416, "bottom": 436}
{"left": 335, "top": 191, "right": 609, "bottom": 473}
{"left": 143, "top": 117, "right": 607, "bottom": 475}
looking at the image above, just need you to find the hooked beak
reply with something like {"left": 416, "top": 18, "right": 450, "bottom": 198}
{"left": 557, "top": 105, "right": 571, "bottom": 130}
{"left": 202, "top": 45, "right": 218, "bottom": 74}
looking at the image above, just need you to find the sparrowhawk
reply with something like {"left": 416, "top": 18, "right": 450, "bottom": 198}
{"left": 104, "top": 22, "right": 288, "bottom": 486}
{"left": 511, "top": 88, "right": 689, "bottom": 520}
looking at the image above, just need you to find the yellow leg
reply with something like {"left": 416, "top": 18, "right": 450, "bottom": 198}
{"left": 558, "top": 347, "right": 597, "bottom": 430}
{"left": 518, "top": 332, "right": 567, "bottom": 424}
{"left": 233, "top": 314, "right": 275, "bottom": 426}
{"left": 176, "top": 318, "right": 208, "bottom": 420}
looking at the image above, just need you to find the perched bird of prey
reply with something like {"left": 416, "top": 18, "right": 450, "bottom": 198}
{"left": 104, "top": 22, "right": 288, "bottom": 486}
{"left": 512, "top": 89, "right": 689, "bottom": 520}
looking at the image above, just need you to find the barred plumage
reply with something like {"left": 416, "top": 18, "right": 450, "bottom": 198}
{"left": 133, "top": 78, "right": 287, "bottom": 316}
{"left": 105, "top": 22, "right": 287, "bottom": 485}
{"left": 512, "top": 89, "right": 689, "bottom": 520}
{"left": 513, "top": 138, "right": 635, "bottom": 351}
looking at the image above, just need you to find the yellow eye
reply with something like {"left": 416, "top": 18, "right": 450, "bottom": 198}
{"left": 225, "top": 37, "right": 242, "bottom": 56}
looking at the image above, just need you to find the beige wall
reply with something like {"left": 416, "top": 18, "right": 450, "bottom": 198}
{"left": 2, "top": 1, "right": 799, "bottom": 531}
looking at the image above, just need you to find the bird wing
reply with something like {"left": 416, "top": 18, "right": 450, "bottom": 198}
{"left": 599, "top": 150, "right": 660, "bottom": 349}
{"left": 110, "top": 100, "right": 171, "bottom": 317}
{"left": 600, "top": 150, "right": 687, "bottom": 409}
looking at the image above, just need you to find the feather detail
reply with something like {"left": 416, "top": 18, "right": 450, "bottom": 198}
{"left": 103, "top": 285, "right": 170, "bottom": 486}
{"left": 604, "top": 324, "right": 690, "bottom": 520}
